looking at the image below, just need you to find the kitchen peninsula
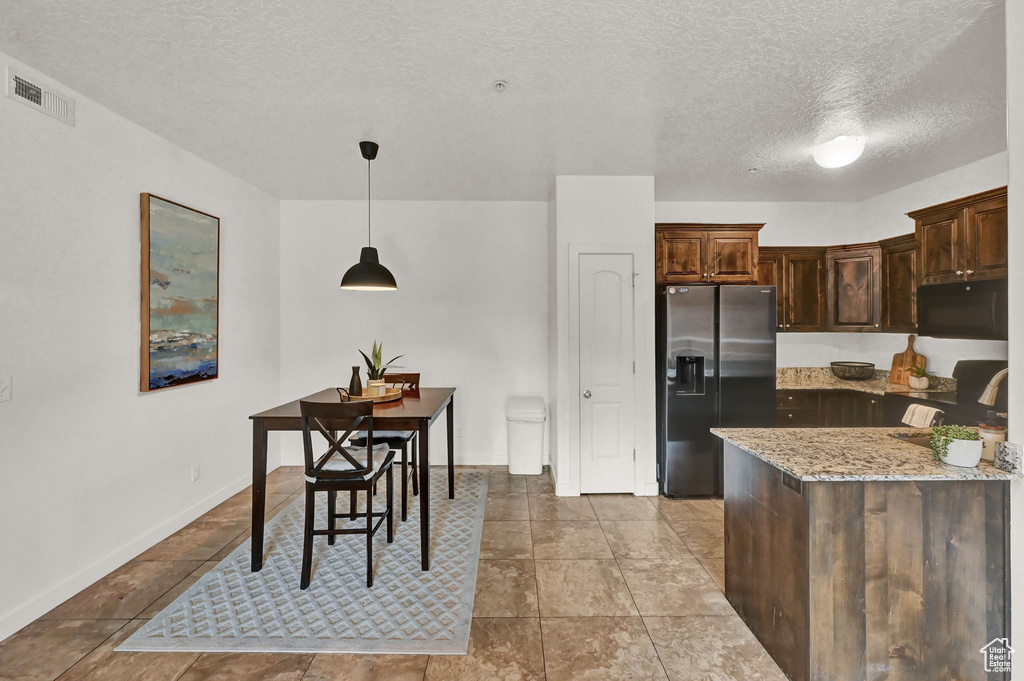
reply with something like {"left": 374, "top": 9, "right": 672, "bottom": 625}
{"left": 712, "top": 427, "right": 1011, "bottom": 681}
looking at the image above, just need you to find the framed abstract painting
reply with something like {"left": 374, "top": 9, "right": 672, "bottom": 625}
{"left": 140, "top": 193, "right": 220, "bottom": 391}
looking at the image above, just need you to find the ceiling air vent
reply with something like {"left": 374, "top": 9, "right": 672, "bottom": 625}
{"left": 6, "top": 66, "right": 75, "bottom": 126}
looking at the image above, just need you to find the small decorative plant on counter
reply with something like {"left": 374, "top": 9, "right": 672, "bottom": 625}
{"left": 929, "top": 425, "right": 982, "bottom": 467}
{"left": 908, "top": 365, "right": 932, "bottom": 390}
{"left": 359, "top": 341, "right": 403, "bottom": 396}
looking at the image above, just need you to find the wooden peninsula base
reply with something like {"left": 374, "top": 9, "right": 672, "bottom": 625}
{"left": 719, "top": 436, "right": 1010, "bottom": 681}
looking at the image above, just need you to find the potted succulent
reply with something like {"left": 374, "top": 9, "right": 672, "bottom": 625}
{"left": 360, "top": 341, "right": 402, "bottom": 396}
{"left": 907, "top": 364, "right": 931, "bottom": 390}
{"left": 930, "top": 425, "right": 983, "bottom": 467}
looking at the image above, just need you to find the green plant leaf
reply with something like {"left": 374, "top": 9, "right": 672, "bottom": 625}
{"left": 929, "top": 425, "right": 980, "bottom": 461}
{"left": 359, "top": 350, "right": 378, "bottom": 379}
{"left": 385, "top": 354, "right": 403, "bottom": 367}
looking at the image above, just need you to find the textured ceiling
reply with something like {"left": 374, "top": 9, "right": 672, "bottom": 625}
{"left": 0, "top": 0, "right": 1006, "bottom": 200}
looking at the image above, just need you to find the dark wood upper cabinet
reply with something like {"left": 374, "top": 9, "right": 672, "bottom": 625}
{"left": 879, "top": 234, "right": 918, "bottom": 333}
{"left": 965, "top": 195, "right": 1009, "bottom": 280}
{"left": 656, "top": 230, "right": 705, "bottom": 283}
{"left": 826, "top": 244, "right": 882, "bottom": 332}
{"left": 656, "top": 224, "right": 761, "bottom": 284}
{"left": 786, "top": 250, "right": 827, "bottom": 332}
{"left": 757, "top": 249, "right": 785, "bottom": 331}
{"left": 910, "top": 187, "right": 1007, "bottom": 284}
{"left": 759, "top": 247, "right": 826, "bottom": 332}
{"left": 707, "top": 230, "right": 759, "bottom": 282}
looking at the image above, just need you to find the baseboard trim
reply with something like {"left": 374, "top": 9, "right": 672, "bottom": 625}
{"left": 0, "top": 470, "right": 256, "bottom": 642}
{"left": 555, "top": 482, "right": 580, "bottom": 497}
{"left": 639, "top": 482, "right": 659, "bottom": 496}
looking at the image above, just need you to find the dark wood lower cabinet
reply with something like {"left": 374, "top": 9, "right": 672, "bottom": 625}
{"left": 777, "top": 390, "right": 881, "bottom": 427}
{"left": 724, "top": 443, "right": 1009, "bottom": 681}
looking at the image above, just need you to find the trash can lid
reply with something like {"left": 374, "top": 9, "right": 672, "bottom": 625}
{"left": 506, "top": 396, "right": 546, "bottom": 421}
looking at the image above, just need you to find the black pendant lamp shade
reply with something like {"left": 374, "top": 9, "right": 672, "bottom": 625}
{"left": 341, "top": 141, "right": 398, "bottom": 291}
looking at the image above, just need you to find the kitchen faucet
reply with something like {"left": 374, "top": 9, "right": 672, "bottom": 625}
{"left": 978, "top": 368, "right": 1009, "bottom": 406}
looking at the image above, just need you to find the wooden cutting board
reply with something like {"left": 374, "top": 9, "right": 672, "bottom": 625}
{"left": 890, "top": 334, "right": 926, "bottom": 385}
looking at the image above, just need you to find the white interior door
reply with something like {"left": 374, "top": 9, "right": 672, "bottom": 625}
{"left": 578, "top": 253, "right": 636, "bottom": 493}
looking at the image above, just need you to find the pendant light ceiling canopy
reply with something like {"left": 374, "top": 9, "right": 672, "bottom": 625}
{"left": 340, "top": 140, "right": 398, "bottom": 291}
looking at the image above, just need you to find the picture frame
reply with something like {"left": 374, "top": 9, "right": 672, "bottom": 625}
{"left": 140, "top": 193, "right": 220, "bottom": 392}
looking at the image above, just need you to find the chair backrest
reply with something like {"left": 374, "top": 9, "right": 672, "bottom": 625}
{"left": 299, "top": 399, "right": 375, "bottom": 478}
{"left": 385, "top": 372, "right": 420, "bottom": 396}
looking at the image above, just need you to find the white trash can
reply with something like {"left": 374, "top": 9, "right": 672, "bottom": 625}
{"left": 506, "top": 396, "right": 546, "bottom": 475}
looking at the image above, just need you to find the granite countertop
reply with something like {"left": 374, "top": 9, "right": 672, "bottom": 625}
{"left": 777, "top": 367, "right": 957, "bottom": 396}
{"left": 712, "top": 427, "right": 1011, "bottom": 482}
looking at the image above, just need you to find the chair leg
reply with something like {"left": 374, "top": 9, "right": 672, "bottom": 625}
{"left": 300, "top": 485, "right": 315, "bottom": 590}
{"left": 350, "top": 490, "right": 357, "bottom": 517}
{"left": 327, "top": 490, "right": 336, "bottom": 545}
{"left": 401, "top": 443, "right": 409, "bottom": 521}
{"left": 365, "top": 483, "right": 374, "bottom": 588}
{"left": 411, "top": 436, "right": 419, "bottom": 496}
{"left": 386, "top": 465, "right": 395, "bottom": 543}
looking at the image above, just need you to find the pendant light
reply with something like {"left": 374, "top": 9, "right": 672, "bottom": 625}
{"left": 340, "top": 141, "right": 398, "bottom": 290}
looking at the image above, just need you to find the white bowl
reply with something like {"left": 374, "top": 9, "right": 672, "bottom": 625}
{"left": 940, "top": 439, "right": 983, "bottom": 467}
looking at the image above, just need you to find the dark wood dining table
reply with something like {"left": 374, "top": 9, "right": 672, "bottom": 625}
{"left": 248, "top": 387, "right": 456, "bottom": 571}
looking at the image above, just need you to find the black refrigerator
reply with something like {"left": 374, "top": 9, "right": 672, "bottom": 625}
{"left": 656, "top": 285, "right": 777, "bottom": 497}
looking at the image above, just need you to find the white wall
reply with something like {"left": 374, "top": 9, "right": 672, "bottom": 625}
{"left": 278, "top": 200, "right": 550, "bottom": 467}
{"left": 656, "top": 152, "right": 1010, "bottom": 377}
{"left": 0, "top": 53, "right": 282, "bottom": 640}
{"left": 554, "top": 176, "right": 657, "bottom": 496}
{"left": 1003, "top": 0, "right": 1022, "bottom": 669}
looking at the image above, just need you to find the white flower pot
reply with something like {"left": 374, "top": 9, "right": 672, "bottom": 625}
{"left": 940, "top": 439, "right": 983, "bottom": 467}
{"left": 908, "top": 376, "right": 929, "bottom": 389}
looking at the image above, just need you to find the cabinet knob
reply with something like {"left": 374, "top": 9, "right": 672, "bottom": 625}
{"left": 966, "top": 269, "right": 974, "bottom": 275}
{"left": 874, "top": 323, "right": 879, "bottom": 328}
{"left": 788, "top": 396, "right": 794, "bottom": 401}
{"left": 788, "top": 413, "right": 794, "bottom": 419}
{"left": 956, "top": 270, "right": 964, "bottom": 275}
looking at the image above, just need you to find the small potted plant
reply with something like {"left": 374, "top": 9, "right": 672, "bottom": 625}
{"left": 908, "top": 365, "right": 931, "bottom": 390}
{"left": 360, "top": 341, "right": 402, "bottom": 396}
{"left": 930, "top": 425, "right": 982, "bottom": 467}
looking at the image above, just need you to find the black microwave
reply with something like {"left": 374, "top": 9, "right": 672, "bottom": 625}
{"left": 917, "top": 279, "right": 1008, "bottom": 340}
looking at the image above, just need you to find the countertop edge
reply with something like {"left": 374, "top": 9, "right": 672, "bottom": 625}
{"left": 711, "top": 428, "right": 1012, "bottom": 482}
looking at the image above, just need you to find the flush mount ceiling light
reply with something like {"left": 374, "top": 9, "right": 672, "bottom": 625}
{"left": 812, "top": 135, "right": 866, "bottom": 169}
{"left": 340, "top": 141, "right": 398, "bottom": 291}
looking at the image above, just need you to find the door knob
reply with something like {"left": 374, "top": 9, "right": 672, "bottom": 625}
{"left": 582, "top": 390, "right": 592, "bottom": 399}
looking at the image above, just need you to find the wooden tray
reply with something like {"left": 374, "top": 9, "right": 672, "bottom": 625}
{"left": 336, "top": 387, "right": 404, "bottom": 403}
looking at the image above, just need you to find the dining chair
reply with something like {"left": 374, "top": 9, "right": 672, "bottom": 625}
{"left": 349, "top": 372, "right": 421, "bottom": 521}
{"left": 299, "top": 399, "right": 395, "bottom": 588}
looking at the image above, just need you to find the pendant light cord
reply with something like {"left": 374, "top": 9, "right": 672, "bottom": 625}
{"left": 367, "top": 156, "right": 372, "bottom": 247}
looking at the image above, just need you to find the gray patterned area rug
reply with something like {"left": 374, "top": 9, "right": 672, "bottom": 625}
{"left": 118, "top": 471, "right": 487, "bottom": 654}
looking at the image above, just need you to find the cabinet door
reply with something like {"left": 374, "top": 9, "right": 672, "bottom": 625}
{"left": 826, "top": 246, "right": 882, "bottom": 332}
{"left": 758, "top": 250, "right": 786, "bottom": 332}
{"left": 708, "top": 230, "right": 758, "bottom": 283}
{"left": 964, "top": 196, "right": 1008, "bottom": 280}
{"left": 820, "top": 392, "right": 848, "bottom": 427}
{"left": 917, "top": 208, "right": 964, "bottom": 284}
{"left": 656, "top": 230, "right": 705, "bottom": 283}
{"left": 880, "top": 235, "right": 918, "bottom": 333}
{"left": 784, "top": 251, "right": 827, "bottom": 332}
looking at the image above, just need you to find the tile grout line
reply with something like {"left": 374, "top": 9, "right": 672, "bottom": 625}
{"left": 601, "top": 506, "right": 673, "bottom": 680}
{"left": 51, "top": 620, "right": 131, "bottom": 681}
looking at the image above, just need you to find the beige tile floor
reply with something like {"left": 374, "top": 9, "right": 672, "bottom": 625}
{"left": 0, "top": 466, "right": 787, "bottom": 681}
